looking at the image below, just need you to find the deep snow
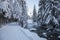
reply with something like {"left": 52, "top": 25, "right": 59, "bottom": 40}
{"left": 0, "top": 22, "right": 46, "bottom": 40}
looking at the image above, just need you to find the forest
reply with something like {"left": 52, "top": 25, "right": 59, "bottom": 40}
{"left": 0, "top": 0, "right": 60, "bottom": 40}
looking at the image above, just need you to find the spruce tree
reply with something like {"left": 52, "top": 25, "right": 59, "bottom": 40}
{"left": 33, "top": 5, "right": 37, "bottom": 22}
{"left": 19, "top": 0, "right": 28, "bottom": 27}
{"left": 37, "top": 0, "right": 60, "bottom": 39}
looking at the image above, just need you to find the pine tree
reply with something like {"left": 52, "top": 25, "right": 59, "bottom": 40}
{"left": 33, "top": 5, "right": 37, "bottom": 22}
{"left": 37, "top": 0, "right": 60, "bottom": 39}
{"left": 0, "top": 0, "right": 27, "bottom": 23}
{"left": 19, "top": 0, "right": 28, "bottom": 27}
{"left": 38, "top": 0, "right": 60, "bottom": 26}
{"left": 37, "top": 0, "right": 47, "bottom": 26}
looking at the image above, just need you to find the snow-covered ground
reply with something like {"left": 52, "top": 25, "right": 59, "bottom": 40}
{"left": 0, "top": 22, "right": 46, "bottom": 40}
{"left": 27, "top": 19, "right": 33, "bottom": 28}
{"left": 27, "top": 19, "right": 38, "bottom": 29}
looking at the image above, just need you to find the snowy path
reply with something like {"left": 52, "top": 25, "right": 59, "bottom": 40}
{"left": 0, "top": 22, "right": 46, "bottom": 40}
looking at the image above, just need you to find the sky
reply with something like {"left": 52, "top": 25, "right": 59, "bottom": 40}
{"left": 25, "top": 0, "right": 39, "bottom": 17}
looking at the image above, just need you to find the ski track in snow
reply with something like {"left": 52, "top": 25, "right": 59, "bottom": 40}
{"left": 0, "top": 22, "right": 46, "bottom": 40}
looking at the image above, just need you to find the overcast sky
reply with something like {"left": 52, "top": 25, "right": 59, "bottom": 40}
{"left": 25, "top": 0, "right": 39, "bottom": 17}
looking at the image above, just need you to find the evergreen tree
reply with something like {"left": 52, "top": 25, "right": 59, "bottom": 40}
{"left": 38, "top": 0, "right": 60, "bottom": 26}
{"left": 37, "top": 0, "right": 46, "bottom": 26}
{"left": 0, "top": 0, "right": 28, "bottom": 24}
{"left": 19, "top": 0, "right": 28, "bottom": 27}
{"left": 33, "top": 5, "right": 37, "bottom": 22}
{"left": 37, "top": 0, "right": 60, "bottom": 39}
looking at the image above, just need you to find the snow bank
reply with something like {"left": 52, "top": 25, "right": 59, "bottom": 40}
{"left": 0, "top": 22, "right": 46, "bottom": 40}
{"left": 27, "top": 19, "right": 33, "bottom": 23}
{"left": 27, "top": 19, "right": 34, "bottom": 28}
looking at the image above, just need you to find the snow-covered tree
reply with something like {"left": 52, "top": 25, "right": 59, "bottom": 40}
{"left": 18, "top": 0, "right": 28, "bottom": 28}
{"left": 33, "top": 5, "right": 37, "bottom": 22}
{"left": 37, "top": 0, "right": 60, "bottom": 27}
{"left": 37, "top": 0, "right": 60, "bottom": 39}
{"left": 0, "top": 0, "right": 28, "bottom": 26}
{"left": 45, "top": 0, "right": 60, "bottom": 27}
{"left": 37, "top": 0, "right": 46, "bottom": 26}
{"left": 0, "top": 0, "right": 22, "bottom": 19}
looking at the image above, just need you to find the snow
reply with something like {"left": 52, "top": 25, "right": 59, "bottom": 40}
{"left": 0, "top": 22, "right": 46, "bottom": 40}
{"left": 58, "top": 36, "right": 60, "bottom": 38}
{"left": 27, "top": 19, "right": 34, "bottom": 29}
{"left": 53, "top": 16, "right": 59, "bottom": 25}
{"left": 33, "top": 22, "right": 37, "bottom": 26}
{"left": 27, "top": 19, "right": 33, "bottom": 23}
{"left": 45, "top": 14, "right": 52, "bottom": 24}
{"left": 0, "top": 1, "right": 8, "bottom": 11}
{"left": 29, "top": 28, "right": 37, "bottom": 31}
